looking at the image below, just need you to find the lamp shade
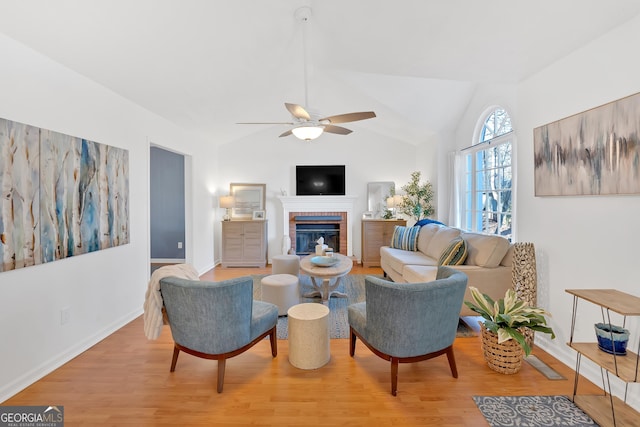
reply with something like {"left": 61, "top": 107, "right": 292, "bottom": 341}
{"left": 386, "top": 197, "right": 395, "bottom": 208}
{"left": 219, "top": 195, "right": 235, "bottom": 209}
{"left": 292, "top": 125, "right": 324, "bottom": 141}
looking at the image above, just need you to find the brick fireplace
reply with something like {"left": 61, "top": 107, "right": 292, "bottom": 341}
{"left": 277, "top": 195, "right": 358, "bottom": 257}
{"left": 289, "top": 211, "right": 347, "bottom": 255}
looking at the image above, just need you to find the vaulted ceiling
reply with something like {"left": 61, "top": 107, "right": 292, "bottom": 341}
{"left": 2, "top": 1, "right": 640, "bottom": 145}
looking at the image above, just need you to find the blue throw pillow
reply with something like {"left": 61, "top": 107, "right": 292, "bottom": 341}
{"left": 390, "top": 226, "right": 420, "bottom": 251}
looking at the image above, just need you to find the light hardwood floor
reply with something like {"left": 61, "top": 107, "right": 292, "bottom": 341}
{"left": 5, "top": 265, "right": 601, "bottom": 426}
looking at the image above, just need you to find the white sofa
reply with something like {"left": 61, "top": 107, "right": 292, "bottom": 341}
{"left": 380, "top": 223, "right": 514, "bottom": 316}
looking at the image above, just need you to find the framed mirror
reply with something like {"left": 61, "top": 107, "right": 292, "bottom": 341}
{"left": 230, "top": 183, "right": 266, "bottom": 219}
{"left": 367, "top": 181, "right": 395, "bottom": 219}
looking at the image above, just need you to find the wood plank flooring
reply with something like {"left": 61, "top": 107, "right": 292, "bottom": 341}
{"left": 4, "top": 265, "right": 602, "bottom": 426}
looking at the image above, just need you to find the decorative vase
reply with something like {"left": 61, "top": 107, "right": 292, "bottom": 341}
{"left": 594, "top": 323, "right": 630, "bottom": 355}
{"left": 480, "top": 323, "right": 524, "bottom": 374}
{"left": 512, "top": 242, "right": 537, "bottom": 350}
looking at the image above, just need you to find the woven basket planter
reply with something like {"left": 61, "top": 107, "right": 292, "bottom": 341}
{"left": 480, "top": 323, "right": 524, "bottom": 374}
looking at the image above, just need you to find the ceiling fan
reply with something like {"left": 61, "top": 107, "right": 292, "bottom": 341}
{"left": 237, "top": 7, "right": 376, "bottom": 141}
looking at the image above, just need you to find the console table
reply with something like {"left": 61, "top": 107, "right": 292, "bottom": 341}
{"left": 221, "top": 220, "right": 267, "bottom": 267}
{"left": 361, "top": 219, "right": 406, "bottom": 267}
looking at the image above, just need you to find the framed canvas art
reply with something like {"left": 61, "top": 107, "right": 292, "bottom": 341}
{"left": 230, "top": 183, "right": 265, "bottom": 219}
{"left": 533, "top": 92, "right": 640, "bottom": 196}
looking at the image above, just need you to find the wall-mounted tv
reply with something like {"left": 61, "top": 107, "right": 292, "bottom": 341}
{"left": 296, "top": 165, "right": 346, "bottom": 196}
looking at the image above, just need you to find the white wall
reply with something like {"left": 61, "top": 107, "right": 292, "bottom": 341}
{"left": 453, "top": 16, "right": 640, "bottom": 409}
{"left": 215, "top": 126, "right": 432, "bottom": 262}
{"left": 517, "top": 15, "right": 640, "bottom": 408}
{"left": 0, "top": 34, "right": 215, "bottom": 401}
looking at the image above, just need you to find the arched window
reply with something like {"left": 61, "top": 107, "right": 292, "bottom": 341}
{"left": 462, "top": 107, "right": 513, "bottom": 239}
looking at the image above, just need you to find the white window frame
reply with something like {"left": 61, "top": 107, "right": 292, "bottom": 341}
{"left": 460, "top": 107, "right": 514, "bottom": 240}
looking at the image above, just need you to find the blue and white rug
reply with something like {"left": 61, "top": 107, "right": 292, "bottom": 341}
{"left": 473, "top": 395, "right": 597, "bottom": 427}
{"left": 252, "top": 274, "right": 476, "bottom": 340}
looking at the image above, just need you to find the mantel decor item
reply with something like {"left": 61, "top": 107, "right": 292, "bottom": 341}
{"left": 594, "top": 323, "right": 630, "bottom": 355}
{"left": 229, "top": 183, "right": 266, "bottom": 220}
{"left": 465, "top": 287, "right": 555, "bottom": 374}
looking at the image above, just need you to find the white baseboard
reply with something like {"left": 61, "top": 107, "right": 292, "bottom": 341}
{"left": 0, "top": 309, "right": 142, "bottom": 403}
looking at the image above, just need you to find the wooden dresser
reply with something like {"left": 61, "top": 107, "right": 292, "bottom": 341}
{"left": 361, "top": 219, "right": 406, "bottom": 268}
{"left": 221, "top": 220, "right": 267, "bottom": 267}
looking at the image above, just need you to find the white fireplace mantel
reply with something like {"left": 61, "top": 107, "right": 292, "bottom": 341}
{"left": 277, "top": 195, "right": 358, "bottom": 256}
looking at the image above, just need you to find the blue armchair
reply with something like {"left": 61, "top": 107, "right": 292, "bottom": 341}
{"left": 348, "top": 266, "right": 468, "bottom": 396}
{"left": 160, "top": 276, "right": 278, "bottom": 393}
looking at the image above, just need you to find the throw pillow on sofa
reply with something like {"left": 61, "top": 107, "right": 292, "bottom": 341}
{"left": 390, "top": 225, "right": 420, "bottom": 251}
{"left": 438, "top": 236, "right": 468, "bottom": 266}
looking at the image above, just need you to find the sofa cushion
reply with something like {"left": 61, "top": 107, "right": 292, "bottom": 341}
{"left": 416, "top": 224, "right": 441, "bottom": 254}
{"left": 403, "top": 265, "right": 438, "bottom": 283}
{"left": 380, "top": 246, "right": 437, "bottom": 274}
{"left": 438, "top": 237, "right": 468, "bottom": 266}
{"left": 500, "top": 244, "right": 515, "bottom": 267}
{"left": 461, "top": 232, "right": 510, "bottom": 268}
{"left": 424, "top": 226, "right": 462, "bottom": 259}
{"left": 390, "top": 225, "right": 420, "bottom": 251}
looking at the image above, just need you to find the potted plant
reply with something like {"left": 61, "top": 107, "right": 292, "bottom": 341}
{"left": 464, "top": 286, "right": 555, "bottom": 373}
{"left": 397, "top": 171, "right": 434, "bottom": 221}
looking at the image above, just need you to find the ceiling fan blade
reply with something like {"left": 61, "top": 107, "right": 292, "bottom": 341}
{"left": 279, "top": 130, "right": 293, "bottom": 137}
{"left": 320, "top": 111, "right": 376, "bottom": 124}
{"left": 285, "top": 103, "right": 311, "bottom": 120}
{"left": 323, "top": 125, "right": 352, "bottom": 135}
{"left": 237, "top": 122, "right": 295, "bottom": 125}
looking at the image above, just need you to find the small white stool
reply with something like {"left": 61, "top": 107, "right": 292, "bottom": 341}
{"left": 287, "top": 303, "right": 330, "bottom": 369}
{"left": 272, "top": 254, "right": 300, "bottom": 276}
{"left": 261, "top": 274, "right": 299, "bottom": 316}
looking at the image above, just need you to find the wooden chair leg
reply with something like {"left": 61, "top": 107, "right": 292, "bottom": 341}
{"left": 217, "top": 358, "right": 226, "bottom": 393}
{"left": 446, "top": 346, "right": 458, "bottom": 378}
{"left": 270, "top": 327, "right": 278, "bottom": 357}
{"left": 390, "top": 357, "right": 399, "bottom": 396}
{"left": 170, "top": 346, "right": 180, "bottom": 372}
{"left": 349, "top": 328, "right": 356, "bottom": 356}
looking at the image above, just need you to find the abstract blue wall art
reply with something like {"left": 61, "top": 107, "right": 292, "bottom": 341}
{"left": 0, "top": 117, "right": 129, "bottom": 272}
{"left": 534, "top": 92, "right": 640, "bottom": 196}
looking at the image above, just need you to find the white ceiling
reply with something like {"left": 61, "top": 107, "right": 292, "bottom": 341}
{"left": 1, "top": 0, "right": 640, "bottom": 145}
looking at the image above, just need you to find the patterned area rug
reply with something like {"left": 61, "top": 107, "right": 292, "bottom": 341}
{"left": 252, "top": 274, "right": 476, "bottom": 339}
{"left": 473, "top": 395, "right": 597, "bottom": 427}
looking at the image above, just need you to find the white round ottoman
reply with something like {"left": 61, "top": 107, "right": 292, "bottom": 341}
{"left": 287, "top": 303, "right": 330, "bottom": 369}
{"left": 261, "top": 274, "right": 299, "bottom": 316}
{"left": 272, "top": 254, "right": 300, "bottom": 276}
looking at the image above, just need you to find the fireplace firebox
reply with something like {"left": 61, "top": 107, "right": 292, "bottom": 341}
{"left": 295, "top": 223, "right": 340, "bottom": 255}
{"left": 289, "top": 211, "right": 347, "bottom": 255}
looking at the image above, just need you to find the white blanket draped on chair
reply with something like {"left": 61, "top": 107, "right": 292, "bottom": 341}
{"left": 143, "top": 264, "right": 199, "bottom": 340}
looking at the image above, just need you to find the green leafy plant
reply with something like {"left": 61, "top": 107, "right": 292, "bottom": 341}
{"left": 398, "top": 171, "right": 434, "bottom": 221}
{"left": 464, "top": 286, "right": 555, "bottom": 356}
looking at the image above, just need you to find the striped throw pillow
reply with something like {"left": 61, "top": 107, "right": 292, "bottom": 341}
{"left": 438, "top": 236, "right": 468, "bottom": 265}
{"left": 390, "top": 226, "right": 420, "bottom": 251}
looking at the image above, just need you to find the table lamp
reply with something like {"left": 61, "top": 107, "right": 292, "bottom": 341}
{"left": 219, "top": 195, "right": 235, "bottom": 221}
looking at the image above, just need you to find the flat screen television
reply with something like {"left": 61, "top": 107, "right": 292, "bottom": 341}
{"left": 296, "top": 165, "right": 346, "bottom": 196}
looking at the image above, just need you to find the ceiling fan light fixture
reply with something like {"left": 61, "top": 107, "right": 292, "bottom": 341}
{"left": 292, "top": 125, "right": 324, "bottom": 141}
